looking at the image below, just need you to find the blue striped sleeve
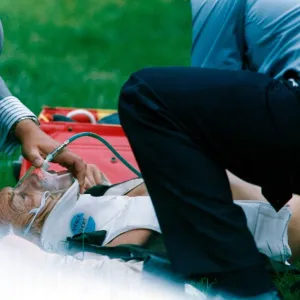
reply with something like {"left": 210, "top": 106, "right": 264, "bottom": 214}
{"left": 0, "top": 96, "right": 38, "bottom": 155}
{"left": 0, "top": 21, "right": 38, "bottom": 155}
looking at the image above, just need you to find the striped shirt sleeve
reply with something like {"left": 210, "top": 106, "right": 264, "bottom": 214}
{"left": 0, "top": 21, "right": 38, "bottom": 155}
{"left": 0, "top": 95, "right": 38, "bottom": 155}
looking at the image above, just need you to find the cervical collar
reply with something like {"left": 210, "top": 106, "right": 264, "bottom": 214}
{"left": 40, "top": 180, "right": 80, "bottom": 252}
{"left": 40, "top": 179, "right": 160, "bottom": 253}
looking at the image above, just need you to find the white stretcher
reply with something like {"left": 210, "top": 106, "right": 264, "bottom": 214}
{"left": 0, "top": 234, "right": 206, "bottom": 300}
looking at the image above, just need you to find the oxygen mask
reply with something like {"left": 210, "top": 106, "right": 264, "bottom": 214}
{"left": 12, "top": 168, "right": 74, "bottom": 236}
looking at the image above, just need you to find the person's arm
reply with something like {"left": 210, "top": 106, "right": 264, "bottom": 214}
{"left": 228, "top": 170, "right": 295, "bottom": 213}
{"left": 191, "top": 0, "right": 246, "bottom": 70}
{"left": 227, "top": 171, "right": 267, "bottom": 201}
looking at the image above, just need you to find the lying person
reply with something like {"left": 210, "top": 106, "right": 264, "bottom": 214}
{"left": 0, "top": 164, "right": 298, "bottom": 267}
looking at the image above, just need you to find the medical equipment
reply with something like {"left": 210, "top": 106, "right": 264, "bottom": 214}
{"left": 40, "top": 180, "right": 160, "bottom": 253}
{"left": 23, "top": 191, "right": 51, "bottom": 236}
{"left": 14, "top": 132, "right": 142, "bottom": 190}
{"left": 11, "top": 167, "right": 75, "bottom": 236}
{"left": 15, "top": 167, "right": 74, "bottom": 194}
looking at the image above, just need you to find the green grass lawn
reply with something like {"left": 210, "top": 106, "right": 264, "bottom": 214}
{"left": 0, "top": 0, "right": 299, "bottom": 298}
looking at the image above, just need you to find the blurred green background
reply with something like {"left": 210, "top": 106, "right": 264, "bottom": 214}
{"left": 1, "top": 1, "right": 300, "bottom": 297}
{"left": 0, "top": 0, "right": 191, "bottom": 187}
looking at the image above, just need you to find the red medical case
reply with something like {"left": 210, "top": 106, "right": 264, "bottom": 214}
{"left": 18, "top": 106, "right": 140, "bottom": 184}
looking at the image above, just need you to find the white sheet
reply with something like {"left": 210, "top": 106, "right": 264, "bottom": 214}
{"left": 0, "top": 234, "right": 206, "bottom": 300}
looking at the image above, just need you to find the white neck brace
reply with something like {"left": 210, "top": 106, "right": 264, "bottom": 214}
{"left": 40, "top": 180, "right": 160, "bottom": 253}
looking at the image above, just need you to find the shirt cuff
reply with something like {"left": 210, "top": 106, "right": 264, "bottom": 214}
{"left": 0, "top": 96, "right": 38, "bottom": 155}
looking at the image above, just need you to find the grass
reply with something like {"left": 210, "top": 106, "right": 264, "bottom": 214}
{"left": 0, "top": 0, "right": 299, "bottom": 298}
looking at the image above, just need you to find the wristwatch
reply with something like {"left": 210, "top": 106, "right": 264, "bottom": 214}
{"left": 10, "top": 116, "right": 40, "bottom": 137}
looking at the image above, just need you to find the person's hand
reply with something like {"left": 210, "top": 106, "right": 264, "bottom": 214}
{"left": 84, "top": 164, "right": 110, "bottom": 191}
{"left": 14, "top": 119, "right": 87, "bottom": 193}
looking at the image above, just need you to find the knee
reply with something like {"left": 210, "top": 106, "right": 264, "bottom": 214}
{"left": 120, "top": 67, "right": 155, "bottom": 95}
{"left": 118, "top": 67, "right": 157, "bottom": 113}
{"left": 131, "top": 67, "right": 154, "bottom": 79}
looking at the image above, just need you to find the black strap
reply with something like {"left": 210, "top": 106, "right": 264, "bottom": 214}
{"left": 84, "top": 184, "right": 111, "bottom": 196}
{"left": 84, "top": 177, "right": 143, "bottom": 197}
{"left": 66, "top": 231, "right": 168, "bottom": 262}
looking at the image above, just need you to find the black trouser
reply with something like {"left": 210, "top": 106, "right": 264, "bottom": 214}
{"left": 118, "top": 67, "right": 300, "bottom": 297}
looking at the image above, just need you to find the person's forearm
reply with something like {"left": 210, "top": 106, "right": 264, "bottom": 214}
{"left": 106, "top": 229, "right": 153, "bottom": 247}
{"left": 126, "top": 183, "right": 148, "bottom": 197}
{"left": 227, "top": 171, "right": 267, "bottom": 201}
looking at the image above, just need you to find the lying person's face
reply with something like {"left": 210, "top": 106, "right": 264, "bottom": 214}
{"left": 0, "top": 169, "right": 74, "bottom": 237}
{"left": 0, "top": 185, "right": 61, "bottom": 233}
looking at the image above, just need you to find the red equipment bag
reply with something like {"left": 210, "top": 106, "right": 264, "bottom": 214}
{"left": 18, "top": 106, "right": 140, "bottom": 184}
